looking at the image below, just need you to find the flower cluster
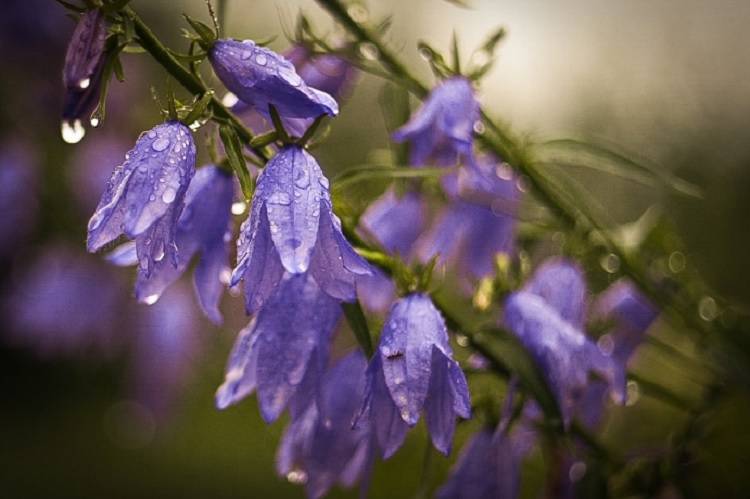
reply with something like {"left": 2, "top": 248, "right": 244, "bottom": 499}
{"left": 63, "top": 7, "right": 667, "bottom": 497}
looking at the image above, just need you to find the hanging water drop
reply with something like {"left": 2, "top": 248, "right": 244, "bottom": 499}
{"left": 61, "top": 119, "right": 85, "bottom": 144}
{"left": 231, "top": 201, "right": 247, "bottom": 215}
{"left": 143, "top": 294, "right": 160, "bottom": 305}
{"left": 90, "top": 116, "right": 100, "bottom": 128}
{"left": 221, "top": 92, "right": 239, "bottom": 107}
{"left": 78, "top": 77, "right": 91, "bottom": 89}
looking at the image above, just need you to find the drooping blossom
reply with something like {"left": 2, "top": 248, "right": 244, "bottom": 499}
{"left": 210, "top": 39, "right": 338, "bottom": 123}
{"left": 231, "top": 145, "right": 372, "bottom": 313}
{"left": 216, "top": 273, "right": 342, "bottom": 422}
{"left": 129, "top": 284, "right": 203, "bottom": 421}
{"left": 0, "top": 143, "right": 38, "bottom": 258}
{"left": 108, "top": 166, "right": 234, "bottom": 324}
{"left": 87, "top": 121, "right": 196, "bottom": 281}
{"left": 393, "top": 77, "right": 479, "bottom": 167}
{"left": 575, "top": 279, "right": 658, "bottom": 428}
{"left": 4, "top": 245, "right": 122, "bottom": 358}
{"left": 230, "top": 44, "right": 356, "bottom": 136}
{"left": 503, "top": 259, "right": 623, "bottom": 426}
{"left": 418, "top": 158, "right": 519, "bottom": 279}
{"left": 357, "top": 293, "right": 471, "bottom": 457}
{"left": 61, "top": 8, "right": 108, "bottom": 140}
{"left": 277, "top": 351, "right": 374, "bottom": 499}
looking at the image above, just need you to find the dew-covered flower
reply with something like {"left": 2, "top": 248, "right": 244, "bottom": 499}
{"left": 436, "top": 425, "right": 533, "bottom": 499}
{"left": 61, "top": 8, "right": 108, "bottom": 141}
{"left": 87, "top": 121, "right": 196, "bottom": 280}
{"left": 360, "top": 188, "right": 425, "bottom": 256}
{"left": 109, "top": 166, "right": 234, "bottom": 324}
{"left": 277, "top": 351, "right": 374, "bottom": 499}
{"left": 393, "top": 77, "right": 479, "bottom": 167}
{"left": 210, "top": 39, "right": 339, "bottom": 121}
{"left": 129, "top": 283, "right": 203, "bottom": 421}
{"left": 575, "top": 280, "right": 658, "bottom": 428}
{"left": 286, "top": 44, "right": 358, "bottom": 103}
{"left": 503, "top": 259, "right": 622, "bottom": 425}
{"left": 216, "top": 273, "right": 342, "bottom": 422}
{"left": 4, "top": 245, "right": 122, "bottom": 358}
{"left": 231, "top": 145, "right": 372, "bottom": 313}
{"left": 418, "top": 158, "right": 519, "bottom": 278}
{"left": 357, "top": 294, "right": 471, "bottom": 457}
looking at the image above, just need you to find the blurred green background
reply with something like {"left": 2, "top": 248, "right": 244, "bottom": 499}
{"left": 1, "top": 1, "right": 749, "bottom": 498}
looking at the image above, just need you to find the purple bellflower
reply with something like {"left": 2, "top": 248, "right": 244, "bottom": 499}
{"left": 503, "top": 259, "right": 623, "bottom": 426}
{"left": 87, "top": 121, "right": 196, "bottom": 281}
{"left": 216, "top": 273, "right": 342, "bottom": 422}
{"left": 62, "top": 9, "right": 108, "bottom": 141}
{"left": 357, "top": 294, "right": 471, "bottom": 458}
{"left": 130, "top": 283, "right": 203, "bottom": 421}
{"left": 4, "top": 246, "right": 122, "bottom": 358}
{"left": 277, "top": 351, "right": 374, "bottom": 499}
{"left": 418, "top": 158, "right": 519, "bottom": 279}
{"left": 575, "top": 279, "right": 658, "bottom": 428}
{"left": 210, "top": 39, "right": 339, "bottom": 121}
{"left": 108, "top": 166, "right": 234, "bottom": 324}
{"left": 0, "top": 143, "right": 38, "bottom": 258}
{"left": 231, "top": 145, "right": 372, "bottom": 313}
{"left": 393, "top": 77, "right": 479, "bottom": 167}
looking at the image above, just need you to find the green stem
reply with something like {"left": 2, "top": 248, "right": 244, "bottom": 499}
{"left": 124, "top": 6, "right": 268, "bottom": 162}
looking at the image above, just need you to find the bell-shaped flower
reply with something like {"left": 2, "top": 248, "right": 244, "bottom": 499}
{"left": 357, "top": 293, "right": 471, "bottom": 457}
{"left": 393, "top": 77, "right": 479, "bottom": 167}
{"left": 108, "top": 166, "right": 234, "bottom": 324}
{"left": 215, "top": 273, "right": 342, "bottom": 422}
{"left": 575, "top": 280, "right": 658, "bottom": 428}
{"left": 277, "top": 351, "right": 374, "bottom": 499}
{"left": 231, "top": 145, "right": 372, "bottom": 313}
{"left": 210, "top": 39, "right": 338, "bottom": 121}
{"left": 503, "top": 259, "right": 622, "bottom": 426}
{"left": 62, "top": 9, "right": 108, "bottom": 137}
{"left": 286, "top": 44, "right": 358, "bottom": 103}
{"left": 418, "top": 158, "right": 519, "bottom": 279}
{"left": 86, "top": 121, "right": 196, "bottom": 279}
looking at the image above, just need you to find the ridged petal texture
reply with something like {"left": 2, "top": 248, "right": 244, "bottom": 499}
{"left": 231, "top": 146, "right": 371, "bottom": 313}
{"left": 392, "top": 77, "right": 479, "bottom": 166}
{"left": 359, "top": 294, "right": 471, "bottom": 457}
{"left": 210, "top": 39, "right": 338, "bottom": 120}
{"left": 503, "top": 259, "right": 619, "bottom": 426}
{"left": 62, "top": 9, "right": 107, "bottom": 121}
{"left": 215, "top": 273, "right": 341, "bottom": 423}
{"left": 109, "top": 166, "right": 234, "bottom": 324}
{"left": 276, "top": 351, "right": 374, "bottom": 499}
{"left": 87, "top": 121, "right": 196, "bottom": 279}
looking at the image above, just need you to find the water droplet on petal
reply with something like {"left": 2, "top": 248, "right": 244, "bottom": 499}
{"left": 318, "top": 176, "right": 330, "bottom": 189}
{"left": 231, "top": 201, "right": 247, "bottom": 215}
{"left": 294, "top": 167, "right": 310, "bottom": 188}
{"left": 148, "top": 131, "right": 157, "bottom": 139}
{"left": 153, "top": 240, "right": 165, "bottom": 262}
{"left": 162, "top": 187, "right": 177, "bottom": 204}
{"left": 286, "top": 469, "right": 307, "bottom": 484}
{"left": 241, "top": 50, "right": 252, "bottom": 60}
{"left": 597, "top": 334, "right": 615, "bottom": 356}
{"left": 143, "top": 294, "right": 160, "bottom": 305}
{"left": 78, "top": 77, "right": 91, "bottom": 89}
{"left": 255, "top": 53, "right": 267, "bottom": 65}
{"left": 152, "top": 138, "right": 170, "bottom": 152}
{"left": 61, "top": 119, "right": 85, "bottom": 144}
{"left": 267, "top": 192, "right": 291, "bottom": 205}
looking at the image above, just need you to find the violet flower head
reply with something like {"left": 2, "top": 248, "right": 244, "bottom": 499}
{"left": 437, "top": 426, "right": 533, "bottom": 499}
{"left": 231, "top": 145, "right": 372, "bottom": 313}
{"left": 503, "top": 259, "right": 621, "bottom": 425}
{"left": 210, "top": 39, "right": 339, "bottom": 120}
{"left": 358, "top": 294, "right": 471, "bottom": 457}
{"left": 109, "top": 166, "right": 234, "bottom": 324}
{"left": 216, "top": 273, "right": 341, "bottom": 422}
{"left": 360, "top": 187, "right": 425, "bottom": 257}
{"left": 286, "top": 44, "right": 358, "bottom": 102}
{"left": 418, "top": 158, "right": 519, "bottom": 278}
{"left": 4, "top": 246, "right": 122, "bottom": 358}
{"left": 87, "top": 121, "right": 196, "bottom": 279}
{"left": 393, "top": 77, "right": 479, "bottom": 167}
{"left": 62, "top": 9, "right": 108, "bottom": 141}
{"left": 277, "top": 351, "right": 374, "bottom": 499}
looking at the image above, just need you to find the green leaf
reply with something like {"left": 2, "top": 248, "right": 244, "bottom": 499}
{"left": 183, "top": 91, "right": 214, "bottom": 126}
{"left": 219, "top": 124, "right": 254, "bottom": 200}
{"left": 479, "top": 26, "right": 506, "bottom": 54}
{"left": 536, "top": 138, "right": 703, "bottom": 199}
{"left": 342, "top": 301, "right": 374, "bottom": 358}
{"left": 249, "top": 130, "right": 278, "bottom": 148}
{"left": 183, "top": 14, "right": 217, "bottom": 48}
{"left": 331, "top": 165, "right": 448, "bottom": 193}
